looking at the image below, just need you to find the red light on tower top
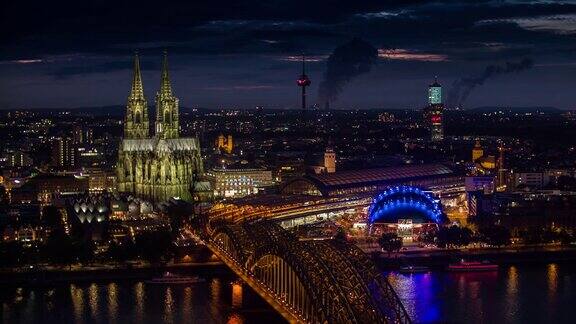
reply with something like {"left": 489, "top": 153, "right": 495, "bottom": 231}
{"left": 297, "top": 54, "right": 311, "bottom": 87}
{"left": 297, "top": 54, "right": 311, "bottom": 111}
{"left": 297, "top": 76, "right": 311, "bottom": 87}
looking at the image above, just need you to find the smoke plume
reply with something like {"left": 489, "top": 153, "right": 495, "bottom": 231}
{"left": 447, "top": 58, "right": 534, "bottom": 109}
{"left": 318, "top": 38, "right": 378, "bottom": 107}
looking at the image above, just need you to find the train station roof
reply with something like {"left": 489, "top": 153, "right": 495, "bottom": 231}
{"left": 282, "top": 163, "right": 462, "bottom": 197}
{"left": 312, "top": 163, "right": 453, "bottom": 186}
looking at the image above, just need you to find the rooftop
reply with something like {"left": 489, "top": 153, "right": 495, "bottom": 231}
{"left": 308, "top": 163, "right": 454, "bottom": 187}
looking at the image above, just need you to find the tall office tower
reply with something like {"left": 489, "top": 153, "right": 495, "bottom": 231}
{"left": 117, "top": 52, "right": 204, "bottom": 202}
{"left": 423, "top": 77, "right": 444, "bottom": 142}
{"left": 497, "top": 145, "right": 508, "bottom": 190}
{"left": 51, "top": 137, "right": 76, "bottom": 168}
{"left": 84, "top": 128, "right": 94, "bottom": 144}
{"left": 4, "top": 151, "right": 33, "bottom": 167}
{"left": 72, "top": 125, "right": 84, "bottom": 144}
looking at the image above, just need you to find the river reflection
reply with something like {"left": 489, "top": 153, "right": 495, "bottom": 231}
{"left": 1, "top": 275, "right": 284, "bottom": 324}
{"left": 387, "top": 262, "right": 576, "bottom": 324}
{"left": 2, "top": 263, "right": 575, "bottom": 324}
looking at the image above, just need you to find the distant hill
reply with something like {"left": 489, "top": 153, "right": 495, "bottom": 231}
{"left": 6, "top": 105, "right": 127, "bottom": 116}
{"left": 48, "top": 105, "right": 208, "bottom": 117}
{"left": 469, "top": 106, "right": 561, "bottom": 114}
{"left": 73, "top": 105, "right": 124, "bottom": 116}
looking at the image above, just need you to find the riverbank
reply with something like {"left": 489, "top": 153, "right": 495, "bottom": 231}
{"left": 0, "top": 261, "right": 229, "bottom": 286}
{"left": 374, "top": 245, "right": 576, "bottom": 269}
{"left": 3, "top": 246, "right": 576, "bottom": 285}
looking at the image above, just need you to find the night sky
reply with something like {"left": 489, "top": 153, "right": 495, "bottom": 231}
{"left": 2, "top": 0, "right": 576, "bottom": 110}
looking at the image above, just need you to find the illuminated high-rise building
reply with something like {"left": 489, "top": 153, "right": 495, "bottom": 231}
{"left": 3, "top": 151, "right": 33, "bottom": 167}
{"left": 472, "top": 141, "right": 484, "bottom": 162}
{"left": 73, "top": 125, "right": 84, "bottom": 144}
{"left": 497, "top": 145, "right": 508, "bottom": 190}
{"left": 51, "top": 137, "right": 76, "bottom": 168}
{"left": 84, "top": 128, "right": 94, "bottom": 144}
{"left": 116, "top": 52, "right": 204, "bottom": 202}
{"left": 428, "top": 79, "right": 442, "bottom": 105}
{"left": 423, "top": 77, "right": 444, "bottom": 141}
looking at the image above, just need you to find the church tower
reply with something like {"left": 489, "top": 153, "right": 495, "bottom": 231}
{"left": 118, "top": 51, "right": 206, "bottom": 203}
{"left": 324, "top": 148, "right": 336, "bottom": 173}
{"left": 155, "top": 51, "right": 179, "bottom": 139}
{"left": 124, "top": 53, "right": 150, "bottom": 139}
{"left": 324, "top": 141, "right": 336, "bottom": 173}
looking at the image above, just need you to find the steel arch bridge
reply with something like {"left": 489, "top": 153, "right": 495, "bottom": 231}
{"left": 198, "top": 217, "right": 411, "bottom": 323}
{"left": 368, "top": 185, "right": 446, "bottom": 225}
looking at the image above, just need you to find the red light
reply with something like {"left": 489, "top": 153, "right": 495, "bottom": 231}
{"left": 297, "top": 75, "right": 311, "bottom": 87}
{"left": 431, "top": 115, "right": 441, "bottom": 124}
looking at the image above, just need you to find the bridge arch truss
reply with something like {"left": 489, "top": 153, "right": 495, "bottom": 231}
{"left": 207, "top": 219, "right": 411, "bottom": 323}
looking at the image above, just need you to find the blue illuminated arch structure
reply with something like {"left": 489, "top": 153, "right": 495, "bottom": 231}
{"left": 367, "top": 186, "right": 448, "bottom": 225}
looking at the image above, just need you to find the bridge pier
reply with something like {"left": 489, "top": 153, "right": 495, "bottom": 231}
{"left": 208, "top": 242, "right": 306, "bottom": 323}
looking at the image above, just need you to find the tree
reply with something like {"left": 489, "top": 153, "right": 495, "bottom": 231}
{"left": 74, "top": 239, "right": 96, "bottom": 265}
{"left": 436, "top": 225, "right": 473, "bottom": 248}
{"left": 519, "top": 228, "right": 543, "bottom": 244}
{"left": 0, "top": 241, "right": 24, "bottom": 267}
{"left": 558, "top": 229, "right": 574, "bottom": 246}
{"left": 556, "top": 176, "right": 576, "bottom": 191}
{"left": 419, "top": 230, "right": 436, "bottom": 245}
{"left": 0, "top": 185, "right": 8, "bottom": 206}
{"left": 107, "top": 240, "right": 137, "bottom": 263}
{"left": 378, "top": 232, "right": 403, "bottom": 257}
{"left": 479, "top": 225, "right": 511, "bottom": 247}
{"left": 135, "top": 230, "right": 173, "bottom": 264}
{"left": 42, "top": 206, "right": 64, "bottom": 229}
{"left": 45, "top": 229, "right": 76, "bottom": 265}
{"left": 541, "top": 227, "right": 561, "bottom": 243}
{"left": 333, "top": 227, "right": 347, "bottom": 243}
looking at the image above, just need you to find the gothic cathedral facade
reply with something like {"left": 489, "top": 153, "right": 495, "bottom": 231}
{"left": 117, "top": 52, "right": 204, "bottom": 202}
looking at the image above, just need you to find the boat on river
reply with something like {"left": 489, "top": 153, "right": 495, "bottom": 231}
{"left": 448, "top": 260, "right": 498, "bottom": 272}
{"left": 399, "top": 266, "right": 430, "bottom": 274}
{"left": 147, "top": 272, "right": 206, "bottom": 284}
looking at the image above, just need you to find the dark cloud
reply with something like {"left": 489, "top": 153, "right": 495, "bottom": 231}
{"left": 318, "top": 38, "right": 379, "bottom": 105}
{"left": 2, "top": 0, "right": 576, "bottom": 108}
{"left": 447, "top": 58, "right": 534, "bottom": 109}
{"left": 51, "top": 59, "right": 161, "bottom": 80}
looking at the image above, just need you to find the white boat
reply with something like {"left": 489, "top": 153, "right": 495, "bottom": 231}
{"left": 448, "top": 260, "right": 498, "bottom": 272}
{"left": 147, "top": 272, "right": 206, "bottom": 284}
{"left": 399, "top": 266, "right": 430, "bottom": 274}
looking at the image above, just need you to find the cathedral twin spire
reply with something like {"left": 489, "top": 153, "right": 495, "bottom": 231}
{"left": 130, "top": 54, "right": 145, "bottom": 100}
{"left": 124, "top": 53, "right": 149, "bottom": 139}
{"left": 159, "top": 51, "right": 173, "bottom": 98}
{"left": 124, "top": 51, "right": 179, "bottom": 140}
{"left": 155, "top": 51, "right": 179, "bottom": 139}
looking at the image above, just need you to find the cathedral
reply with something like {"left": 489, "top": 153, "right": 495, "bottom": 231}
{"left": 116, "top": 52, "right": 204, "bottom": 202}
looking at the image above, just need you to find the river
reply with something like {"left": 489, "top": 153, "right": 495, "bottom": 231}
{"left": 2, "top": 262, "right": 575, "bottom": 323}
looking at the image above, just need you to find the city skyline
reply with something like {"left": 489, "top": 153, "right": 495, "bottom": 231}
{"left": 2, "top": 0, "right": 576, "bottom": 109}
{"left": 3, "top": 2, "right": 576, "bottom": 323}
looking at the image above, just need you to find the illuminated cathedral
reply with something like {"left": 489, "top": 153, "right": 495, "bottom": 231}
{"left": 116, "top": 52, "right": 204, "bottom": 202}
